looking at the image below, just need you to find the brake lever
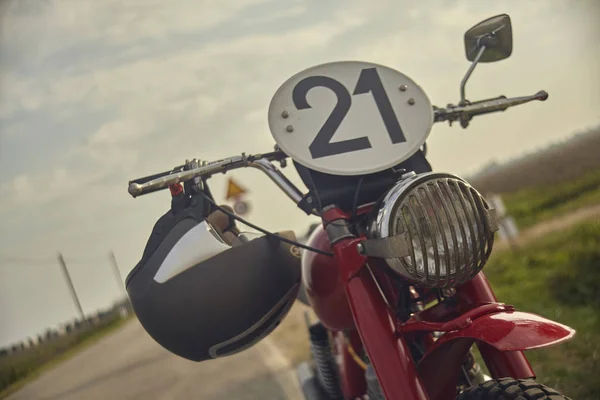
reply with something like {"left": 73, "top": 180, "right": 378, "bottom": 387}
{"left": 128, "top": 150, "right": 289, "bottom": 198}
{"left": 128, "top": 156, "right": 246, "bottom": 197}
{"left": 433, "top": 90, "right": 548, "bottom": 128}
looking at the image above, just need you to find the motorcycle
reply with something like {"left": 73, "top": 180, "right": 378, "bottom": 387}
{"left": 125, "top": 14, "right": 574, "bottom": 400}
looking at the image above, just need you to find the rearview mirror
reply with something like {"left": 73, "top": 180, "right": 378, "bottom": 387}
{"left": 458, "top": 14, "right": 513, "bottom": 108}
{"left": 464, "top": 14, "right": 513, "bottom": 63}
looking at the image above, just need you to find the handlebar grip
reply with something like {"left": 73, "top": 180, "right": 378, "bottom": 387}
{"left": 535, "top": 90, "right": 549, "bottom": 101}
{"left": 129, "top": 165, "right": 184, "bottom": 186}
{"left": 467, "top": 95, "right": 509, "bottom": 117}
{"left": 128, "top": 184, "right": 169, "bottom": 197}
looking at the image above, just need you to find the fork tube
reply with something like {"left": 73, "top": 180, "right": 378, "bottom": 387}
{"left": 457, "top": 272, "right": 535, "bottom": 379}
{"left": 333, "top": 238, "right": 429, "bottom": 400}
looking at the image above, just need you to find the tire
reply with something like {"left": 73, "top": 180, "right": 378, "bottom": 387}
{"left": 457, "top": 378, "right": 571, "bottom": 400}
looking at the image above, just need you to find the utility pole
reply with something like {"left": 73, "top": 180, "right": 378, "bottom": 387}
{"left": 58, "top": 253, "right": 85, "bottom": 322}
{"left": 109, "top": 251, "right": 127, "bottom": 299}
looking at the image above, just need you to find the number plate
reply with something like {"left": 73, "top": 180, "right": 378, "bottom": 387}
{"left": 268, "top": 61, "right": 433, "bottom": 176}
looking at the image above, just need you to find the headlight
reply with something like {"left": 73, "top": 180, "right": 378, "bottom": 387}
{"left": 365, "top": 172, "right": 499, "bottom": 288}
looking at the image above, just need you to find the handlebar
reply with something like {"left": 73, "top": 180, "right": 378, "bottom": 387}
{"left": 433, "top": 90, "right": 548, "bottom": 128}
{"left": 128, "top": 89, "right": 548, "bottom": 201}
{"left": 127, "top": 151, "right": 305, "bottom": 204}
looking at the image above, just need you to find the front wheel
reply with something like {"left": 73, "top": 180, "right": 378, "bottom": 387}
{"left": 458, "top": 378, "right": 571, "bottom": 400}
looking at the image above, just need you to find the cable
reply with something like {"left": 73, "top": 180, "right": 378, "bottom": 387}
{"left": 306, "top": 171, "right": 323, "bottom": 212}
{"left": 351, "top": 176, "right": 365, "bottom": 221}
{"left": 200, "top": 192, "right": 334, "bottom": 257}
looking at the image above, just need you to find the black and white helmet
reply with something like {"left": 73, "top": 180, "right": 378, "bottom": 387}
{"left": 126, "top": 192, "right": 301, "bottom": 362}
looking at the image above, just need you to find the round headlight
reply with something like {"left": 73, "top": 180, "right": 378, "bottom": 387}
{"left": 366, "top": 172, "right": 498, "bottom": 288}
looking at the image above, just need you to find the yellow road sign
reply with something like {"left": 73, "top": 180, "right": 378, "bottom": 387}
{"left": 225, "top": 177, "right": 247, "bottom": 200}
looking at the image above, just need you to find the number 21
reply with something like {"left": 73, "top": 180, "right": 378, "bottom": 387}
{"left": 292, "top": 68, "right": 407, "bottom": 159}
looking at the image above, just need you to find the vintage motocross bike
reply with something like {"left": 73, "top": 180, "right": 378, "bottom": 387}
{"left": 125, "top": 14, "right": 574, "bottom": 400}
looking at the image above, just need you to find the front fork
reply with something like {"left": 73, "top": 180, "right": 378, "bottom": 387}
{"left": 322, "top": 207, "right": 429, "bottom": 400}
{"left": 321, "top": 207, "right": 574, "bottom": 400}
{"left": 457, "top": 274, "right": 535, "bottom": 379}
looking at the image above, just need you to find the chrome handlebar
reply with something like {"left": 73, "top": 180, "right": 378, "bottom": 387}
{"left": 433, "top": 90, "right": 548, "bottom": 128}
{"left": 127, "top": 151, "right": 305, "bottom": 203}
{"left": 128, "top": 90, "right": 548, "bottom": 199}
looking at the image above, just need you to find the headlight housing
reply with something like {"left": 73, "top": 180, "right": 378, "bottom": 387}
{"left": 366, "top": 172, "right": 498, "bottom": 288}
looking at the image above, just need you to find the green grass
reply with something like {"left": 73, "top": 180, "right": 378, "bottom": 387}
{"left": 482, "top": 220, "right": 600, "bottom": 400}
{"left": 501, "top": 169, "right": 600, "bottom": 229}
{"left": 0, "top": 315, "right": 131, "bottom": 399}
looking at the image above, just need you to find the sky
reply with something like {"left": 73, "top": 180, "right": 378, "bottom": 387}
{"left": 0, "top": 0, "right": 599, "bottom": 347}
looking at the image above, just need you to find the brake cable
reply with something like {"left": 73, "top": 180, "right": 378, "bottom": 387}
{"left": 199, "top": 192, "right": 334, "bottom": 257}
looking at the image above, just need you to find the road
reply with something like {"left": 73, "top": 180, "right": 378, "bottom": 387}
{"left": 7, "top": 318, "right": 303, "bottom": 400}
{"left": 494, "top": 203, "right": 600, "bottom": 252}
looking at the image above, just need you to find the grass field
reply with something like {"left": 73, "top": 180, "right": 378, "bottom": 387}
{"left": 0, "top": 314, "right": 131, "bottom": 399}
{"left": 482, "top": 220, "right": 600, "bottom": 400}
{"left": 499, "top": 168, "right": 600, "bottom": 229}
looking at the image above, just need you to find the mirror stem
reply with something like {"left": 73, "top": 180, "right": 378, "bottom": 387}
{"left": 460, "top": 45, "right": 487, "bottom": 106}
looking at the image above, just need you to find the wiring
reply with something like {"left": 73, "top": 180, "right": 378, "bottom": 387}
{"left": 200, "top": 192, "right": 334, "bottom": 257}
{"left": 306, "top": 171, "right": 323, "bottom": 212}
{"left": 351, "top": 176, "right": 365, "bottom": 221}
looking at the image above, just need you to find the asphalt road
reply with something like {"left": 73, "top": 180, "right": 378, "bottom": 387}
{"left": 7, "top": 319, "right": 303, "bottom": 400}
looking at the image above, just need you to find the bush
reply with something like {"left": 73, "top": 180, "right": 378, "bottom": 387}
{"left": 0, "top": 314, "right": 125, "bottom": 395}
{"left": 501, "top": 169, "right": 600, "bottom": 229}
{"left": 548, "top": 225, "right": 600, "bottom": 308}
{"left": 484, "top": 221, "right": 600, "bottom": 400}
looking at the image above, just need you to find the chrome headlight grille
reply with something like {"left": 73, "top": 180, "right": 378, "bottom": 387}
{"left": 367, "top": 173, "right": 498, "bottom": 288}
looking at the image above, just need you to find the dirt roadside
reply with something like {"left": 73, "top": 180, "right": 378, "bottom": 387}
{"left": 494, "top": 203, "right": 600, "bottom": 252}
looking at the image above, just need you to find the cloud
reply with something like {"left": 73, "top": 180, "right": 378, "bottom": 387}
{"left": 241, "top": 5, "right": 306, "bottom": 26}
{"left": 1, "top": 0, "right": 375, "bottom": 209}
{"left": 2, "top": 174, "right": 34, "bottom": 202}
{"left": 2, "top": 0, "right": 598, "bottom": 213}
{"left": 87, "top": 118, "right": 145, "bottom": 146}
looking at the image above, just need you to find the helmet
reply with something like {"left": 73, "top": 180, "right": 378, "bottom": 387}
{"left": 126, "top": 195, "right": 302, "bottom": 362}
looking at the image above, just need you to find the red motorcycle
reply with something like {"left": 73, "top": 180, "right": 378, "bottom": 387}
{"left": 125, "top": 14, "right": 574, "bottom": 400}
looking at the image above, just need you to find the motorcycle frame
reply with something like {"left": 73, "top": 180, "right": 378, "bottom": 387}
{"left": 320, "top": 206, "right": 573, "bottom": 400}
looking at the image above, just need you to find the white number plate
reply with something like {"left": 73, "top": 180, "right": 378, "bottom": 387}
{"left": 268, "top": 61, "right": 433, "bottom": 176}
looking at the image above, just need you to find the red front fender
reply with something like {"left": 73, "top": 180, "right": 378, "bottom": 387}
{"left": 417, "top": 310, "right": 575, "bottom": 400}
{"left": 428, "top": 310, "right": 575, "bottom": 352}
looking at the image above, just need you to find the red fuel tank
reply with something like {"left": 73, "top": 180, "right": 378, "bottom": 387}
{"left": 302, "top": 225, "right": 355, "bottom": 331}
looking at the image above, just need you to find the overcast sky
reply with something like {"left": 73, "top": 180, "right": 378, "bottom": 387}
{"left": 1, "top": 0, "right": 599, "bottom": 347}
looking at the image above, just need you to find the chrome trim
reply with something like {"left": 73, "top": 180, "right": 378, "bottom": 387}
{"left": 368, "top": 172, "right": 497, "bottom": 288}
{"left": 129, "top": 156, "right": 244, "bottom": 196}
{"left": 360, "top": 234, "right": 410, "bottom": 259}
{"left": 127, "top": 154, "right": 307, "bottom": 210}
{"left": 460, "top": 45, "right": 487, "bottom": 105}
{"left": 247, "top": 158, "right": 303, "bottom": 204}
{"left": 433, "top": 90, "right": 548, "bottom": 125}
